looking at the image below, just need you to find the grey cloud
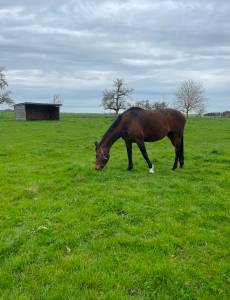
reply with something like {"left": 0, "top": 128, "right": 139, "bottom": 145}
{"left": 0, "top": 0, "right": 229, "bottom": 112}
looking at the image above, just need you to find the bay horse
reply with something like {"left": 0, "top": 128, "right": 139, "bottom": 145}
{"left": 95, "top": 107, "right": 186, "bottom": 173}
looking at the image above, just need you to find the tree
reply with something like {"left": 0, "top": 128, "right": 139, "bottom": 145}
{"left": 0, "top": 67, "right": 14, "bottom": 106}
{"left": 102, "top": 78, "right": 133, "bottom": 115}
{"left": 175, "top": 79, "right": 206, "bottom": 117}
{"left": 135, "top": 99, "right": 168, "bottom": 109}
{"left": 135, "top": 100, "right": 152, "bottom": 109}
{"left": 152, "top": 101, "right": 168, "bottom": 109}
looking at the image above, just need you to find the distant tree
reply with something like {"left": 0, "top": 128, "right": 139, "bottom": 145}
{"left": 134, "top": 100, "right": 152, "bottom": 109}
{"left": 102, "top": 78, "right": 133, "bottom": 115}
{"left": 152, "top": 101, "right": 168, "bottom": 109}
{"left": 134, "top": 99, "right": 168, "bottom": 109}
{"left": 175, "top": 79, "right": 206, "bottom": 117}
{"left": 52, "top": 94, "right": 63, "bottom": 105}
{"left": 0, "top": 67, "right": 14, "bottom": 106}
{"left": 204, "top": 111, "right": 230, "bottom": 117}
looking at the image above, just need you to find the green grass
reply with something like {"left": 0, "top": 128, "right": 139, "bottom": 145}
{"left": 0, "top": 114, "right": 229, "bottom": 300}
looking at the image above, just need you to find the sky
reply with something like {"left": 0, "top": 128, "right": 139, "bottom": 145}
{"left": 0, "top": 0, "right": 230, "bottom": 112}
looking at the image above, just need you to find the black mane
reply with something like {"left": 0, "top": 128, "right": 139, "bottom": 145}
{"left": 100, "top": 107, "right": 144, "bottom": 145}
{"left": 100, "top": 114, "right": 122, "bottom": 143}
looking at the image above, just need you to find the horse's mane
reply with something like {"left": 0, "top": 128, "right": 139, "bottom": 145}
{"left": 100, "top": 107, "right": 144, "bottom": 144}
{"left": 101, "top": 114, "right": 122, "bottom": 143}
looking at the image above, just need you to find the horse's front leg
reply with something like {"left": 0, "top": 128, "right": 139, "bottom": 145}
{"left": 125, "top": 141, "right": 133, "bottom": 170}
{"left": 137, "top": 141, "right": 154, "bottom": 174}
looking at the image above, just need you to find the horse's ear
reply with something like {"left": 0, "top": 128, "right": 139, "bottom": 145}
{"left": 94, "top": 141, "right": 98, "bottom": 148}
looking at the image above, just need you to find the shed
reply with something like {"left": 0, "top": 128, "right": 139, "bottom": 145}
{"left": 14, "top": 102, "right": 62, "bottom": 120}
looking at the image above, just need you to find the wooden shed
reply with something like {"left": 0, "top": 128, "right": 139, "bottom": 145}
{"left": 14, "top": 102, "right": 61, "bottom": 120}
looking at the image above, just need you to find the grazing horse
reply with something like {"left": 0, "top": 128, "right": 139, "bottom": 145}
{"left": 95, "top": 107, "right": 186, "bottom": 173}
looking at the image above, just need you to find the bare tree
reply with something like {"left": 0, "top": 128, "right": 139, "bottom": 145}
{"left": 152, "top": 101, "right": 168, "bottom": 109}
{"left": 134, "top": 100, "right": 152, "bottom": 109}
{"left": 102, "top": 78, "right": 133, "bottom": 115}
{"left": 0, "top": 67, "right": 14, "bottom": 106}
{"left": 135, "top": 99, "right": 168, "bottom": 109}
{"left": 175, "top": 79, "right": 206, "bottom": 117}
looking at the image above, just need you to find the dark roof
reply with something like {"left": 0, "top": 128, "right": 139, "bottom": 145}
{"left": 14, "top": 102, "right": 62, "bottom": 107}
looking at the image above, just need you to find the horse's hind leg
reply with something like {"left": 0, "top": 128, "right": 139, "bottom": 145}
{"left": 137, "top": 141, "right": 154, "bottom": 173}
{"left": 179, "top": 134, "right": 184, "bottom": 168}
{"left": 168, "top": 132, "right": 182, "bottom": 171}
{"left": 125, "top": 141, "right": 133, "bottom": 170}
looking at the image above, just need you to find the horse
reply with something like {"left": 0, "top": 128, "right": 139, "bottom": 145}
{"left": 95, "top": 107, "right": 186, "bottom": 173}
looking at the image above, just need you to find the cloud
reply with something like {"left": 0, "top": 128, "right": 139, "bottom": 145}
{"left": 0, "top": 6, "right": 35, "bottom": 21}
{"left": 0, "top": 0, "right": 229, "bottom": 112}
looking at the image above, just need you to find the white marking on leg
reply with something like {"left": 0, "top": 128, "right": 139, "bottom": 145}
{"left": 149, "top": 166, "right": 154, "bottom": 174}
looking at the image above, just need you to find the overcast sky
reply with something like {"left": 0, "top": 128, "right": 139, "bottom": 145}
{"left": 0, "top": 0, "right": 229, "bottom": 112}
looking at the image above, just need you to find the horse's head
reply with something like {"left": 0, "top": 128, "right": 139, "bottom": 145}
{"left": 95, "top": 142, "right": 110, "bottom": 171}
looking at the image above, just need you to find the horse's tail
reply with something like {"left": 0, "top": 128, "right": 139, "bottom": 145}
{"left": 180, "top": 133, "right": 184, "bottom": 166}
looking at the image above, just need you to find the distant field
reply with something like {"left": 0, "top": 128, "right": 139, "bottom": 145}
{"left": 0, "top": 114, "right": 229, "bottom": 299}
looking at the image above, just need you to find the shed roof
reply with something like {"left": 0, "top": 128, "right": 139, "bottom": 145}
{"left": 14, "top": 102, "right": 62, "bottom": 107}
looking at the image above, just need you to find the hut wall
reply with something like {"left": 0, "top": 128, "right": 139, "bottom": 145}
{"left": 15, "top": 104, "right": 26, "bottom": 120}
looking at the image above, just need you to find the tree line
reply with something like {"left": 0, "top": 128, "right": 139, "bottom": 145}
{"left": 102, "top": 78, "right": 207, "bottom": 117}
{"left": 1, "top": 67, "right": 207, "bottom": 118}
{"left": 204, "top": 111, "right": 230, "bottom": 117}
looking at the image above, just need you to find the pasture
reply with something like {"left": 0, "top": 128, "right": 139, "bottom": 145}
{"left": 0, "top": 114, "right": 229, "bottom": 299}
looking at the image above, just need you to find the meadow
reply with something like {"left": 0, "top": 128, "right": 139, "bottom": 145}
{"left": 0, "top": 113, "right": 229, "bottom": 299}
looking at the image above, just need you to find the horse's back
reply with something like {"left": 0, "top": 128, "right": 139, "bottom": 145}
{"left": 121, "top": 108, "right": 185, "bottom": 141}
{"left": 155, "top": 108, "right": 186, "bottom": 128}
{"left": 124, "top": 107, "right": 185, "bottom": 127}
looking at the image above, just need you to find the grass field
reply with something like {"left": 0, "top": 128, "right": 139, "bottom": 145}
{"left": 0, "top": 114, "right": 229, "bottom": 299}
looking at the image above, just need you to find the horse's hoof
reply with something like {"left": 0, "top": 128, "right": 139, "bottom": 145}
{"left": 172, "top": 167, "right": 177, "bottom": 171}
{"left": 127, "top": 166, "right": 133, "bottom": 171}
{"left": 149, "top": 167, "right": 154, "bottom": 174}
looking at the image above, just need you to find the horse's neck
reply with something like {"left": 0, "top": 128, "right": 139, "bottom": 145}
{"left": 100, "top": 126, "right": 121, "bottom": 150}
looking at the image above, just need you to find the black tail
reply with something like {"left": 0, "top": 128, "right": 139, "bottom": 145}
{"left": 179, "top": 134, "right": 184, "bottom": 167}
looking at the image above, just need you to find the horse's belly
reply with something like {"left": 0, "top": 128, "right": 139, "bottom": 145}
{"left": 144, "top": 136, "right": 162, "bottom": 142}
{"left": 143, "top": 127, "right": 168, "bottom": 142}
